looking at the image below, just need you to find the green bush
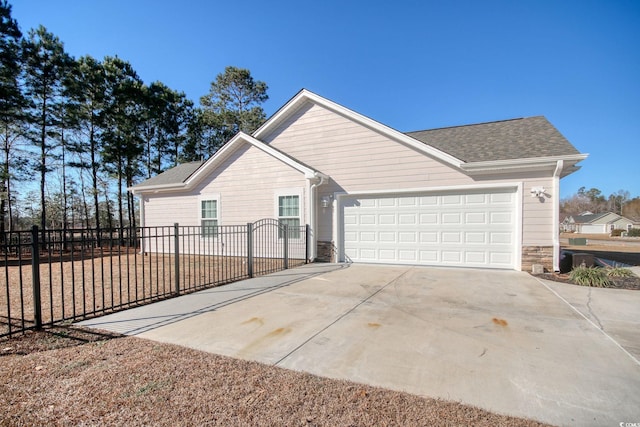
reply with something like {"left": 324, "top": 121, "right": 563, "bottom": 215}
{"left": 610, "top": 229, "right": 624, "bottom": 237}
{"left": 569, "top": 266, "right": 611, "bottom": 287}
{"left": 605, "top": 266, "right": 635, "bottom": 278}
{"left": 628, "top": 228, "right": 640, "bottom": 237}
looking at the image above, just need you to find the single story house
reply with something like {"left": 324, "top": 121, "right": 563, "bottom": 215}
{"left": 129, "top": 89, "right": 587, "bottom": 272}
{"left": 562, "top": 212, "right": 637, "bottom": 234}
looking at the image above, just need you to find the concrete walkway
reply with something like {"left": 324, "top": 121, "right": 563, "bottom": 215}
{"left": 80, "top": 263, "right": 640, "bottom": 426}
{"left": 80, "top": 263, "right": 343, "bottom": 335}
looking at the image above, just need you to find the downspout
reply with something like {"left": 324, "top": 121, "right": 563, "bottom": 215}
{"left": 552, "top": 160, "right": 563, "bottom": 271}
{"left": 308, "top": 172, "right": 328, "bottom": 262}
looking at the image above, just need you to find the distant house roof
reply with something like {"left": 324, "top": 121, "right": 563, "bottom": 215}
{"left": 573, "top": 213, "right": 609, "bottom": 224}
{"left": 405, "top": 116, "right": 580, "bottom": 163}
{"left": 572, "top": 212, "right": 635, "bottom": 225}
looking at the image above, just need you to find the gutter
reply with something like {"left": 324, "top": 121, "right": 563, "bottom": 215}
{"left": 461, "top": 154, "right": 588, "bottom": 176}
{"left": 128, "top": 182, "right": 186, "bottom": 195}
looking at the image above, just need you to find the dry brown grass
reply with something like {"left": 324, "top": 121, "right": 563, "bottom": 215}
{"left": 0, "top": 327, "right": 548, "bottom": 426}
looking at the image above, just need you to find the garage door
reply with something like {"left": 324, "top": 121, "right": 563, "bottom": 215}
{"left": 341, "top": 189, "right": 516, "bottom": 269}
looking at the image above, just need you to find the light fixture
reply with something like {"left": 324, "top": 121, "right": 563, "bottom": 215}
{"left": 530, "top": 186, "right": 546, "bottom": 198}
{"left": 321, "top": 196, "right": 332, "bottom": 208}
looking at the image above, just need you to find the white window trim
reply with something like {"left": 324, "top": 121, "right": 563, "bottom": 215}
{"left": 274, "top": 188, "right": 303, "bottom": 240}
{"left": 199, "top": 194, "right": 221, "bottom": 238}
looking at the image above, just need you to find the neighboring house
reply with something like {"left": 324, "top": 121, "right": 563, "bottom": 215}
{"left": 562, "top": 212, "right": 637, "bottom": 234}
{"left": 129, "top": 89, "right": 587, "bottom": 272}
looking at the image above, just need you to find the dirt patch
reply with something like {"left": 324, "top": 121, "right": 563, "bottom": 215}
{"left": 0, "top": 326, "right": 548, "bottom": 426}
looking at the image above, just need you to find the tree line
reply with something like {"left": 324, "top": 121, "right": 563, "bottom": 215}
{"left": 561, "top": 187, "right": 640, "bottom": 221}
{"left": 0, "top": 1, "right": 268, "bottom": 238}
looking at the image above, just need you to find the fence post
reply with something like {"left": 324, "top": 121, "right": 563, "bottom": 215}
{"left": 31, "top": 225, "right": 42, "bottom": 330}
{"left": 174, "top": 223, "right": 180, "bottom": 295}
{"left": 283, "top": 224, "right": 289, "bottom": 269}
{"left": 305, "top": 225, "right": 310, "bottom": 264}
{"left": 247, "top": 223, "right": 253, "bottom": 278}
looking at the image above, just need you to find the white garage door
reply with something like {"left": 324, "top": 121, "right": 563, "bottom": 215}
{"left": 342, "top": 189, "right": 517, "bottom": 269}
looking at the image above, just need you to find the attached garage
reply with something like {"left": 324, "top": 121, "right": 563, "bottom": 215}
{"left": 339, "top": 188, "right": 518, "bottom": 269}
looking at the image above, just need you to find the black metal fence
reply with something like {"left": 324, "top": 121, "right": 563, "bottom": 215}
{"left": 0, "top": 219, "right": 309, "bottom": 338}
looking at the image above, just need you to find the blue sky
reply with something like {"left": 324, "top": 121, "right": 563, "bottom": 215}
{"left": 11, "top": 0, "right": 640, "bottom": 199}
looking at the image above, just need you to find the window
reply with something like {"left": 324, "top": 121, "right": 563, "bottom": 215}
{"left": 278, "top": 195, "right": 300, "bottom": 239}
{"left": 201, "top": 199, "right": 218, "bottom": 237}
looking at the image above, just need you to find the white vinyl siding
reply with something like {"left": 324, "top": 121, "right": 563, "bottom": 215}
{"left": 197, "top": 144, "right": 307, "bottom": 226}
{"left": 142, "top": 144, "right": 307, "bottom": 229}
{"left": 263, "top": 103, "right": 473, "bottom": 194}
{"left": 521, "top": 177, "right": 555, "bottom": 246}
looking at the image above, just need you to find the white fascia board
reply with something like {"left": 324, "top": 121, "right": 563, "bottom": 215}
{"left": 461, "top": 154, "right": 589, "bottom": 175}
{"left": 253, "top": 89, "right": 464, "bottom": 168}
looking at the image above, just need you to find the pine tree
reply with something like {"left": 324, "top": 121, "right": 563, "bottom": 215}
{"left": 0, "top": 0, "right": 25, "bottom": 234}
{"left": 199, "top": 66, "right": 268, "bottom": 152}
{"left": 101, "top": 56, "right": 145, "bottom": 235}
{"left": 22, "top": 26, "right": 73, "bottom": 242}
{"left": 70, "top": 55, "right": 107, "bottom": 232}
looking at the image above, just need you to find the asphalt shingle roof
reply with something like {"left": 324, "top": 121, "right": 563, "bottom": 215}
{"left": 405, "top": 116, "right": 580, "bottom": 162}
{"left": 134, "top": 161, "right": 203, "bottom": 188}
{"left": 572, "top": 213, "right": 606, "bottom": 224}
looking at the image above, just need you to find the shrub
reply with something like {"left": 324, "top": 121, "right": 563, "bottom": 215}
{"left": 605, "top": 266, "right": 635, "bottom": 278}
{"left": 610, "top": 229, "right": 624, "bottom": 237}
{"left": 628, "top": 228, "right": 640, "bottom": 237}
{"left": 569, "top": 266, "right": 611, "bottom": 287}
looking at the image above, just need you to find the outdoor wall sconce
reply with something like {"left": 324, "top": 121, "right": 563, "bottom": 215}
{"left": 530, "top": 186, "right": 546, "bottom": 198}
{"left": 321, "top": 196, "right": 332, "bottom": 208}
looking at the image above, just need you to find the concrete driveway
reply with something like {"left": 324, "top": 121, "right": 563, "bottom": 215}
{"left": 80, "top": 263, "right": 640, "bottom": 426}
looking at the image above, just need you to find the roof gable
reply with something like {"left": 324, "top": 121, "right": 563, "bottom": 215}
{"left": 254, "top": 89, "right": 464, "bottom": 168}
{"left": 130, "top": 132, "right": 327, "bottom": 194}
